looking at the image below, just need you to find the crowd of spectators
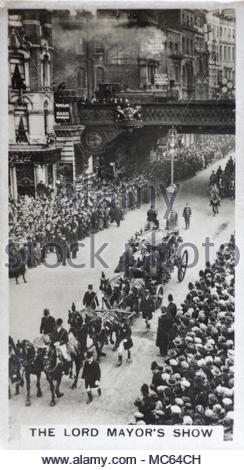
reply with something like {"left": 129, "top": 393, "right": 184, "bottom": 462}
{"left": 144, "top": 135, "right": 235, "bottom": 187}
{"left": 9, "top": 135, "right": 234, "bottom": 270}
{"left": 78, "top": 95, "right": 129, "bottom": 106}
{"left": 133, "top": 236, "right": 235, "bottom": 437}
{"left": 8, "top": 173, "right": 150, "bottom": 268}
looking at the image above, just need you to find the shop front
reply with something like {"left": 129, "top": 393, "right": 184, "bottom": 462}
{"left": 9, "top": 145, "right": 62, "bottom": 200}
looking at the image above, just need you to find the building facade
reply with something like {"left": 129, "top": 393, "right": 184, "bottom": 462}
{"left": 8, "top": 9, "right": 62, "bottom": 200}
{"left": 52, "top": 9, "right": 212, "bottom": 102}
{"left": 205, "top": 10, "right": 235, "bottom": 99}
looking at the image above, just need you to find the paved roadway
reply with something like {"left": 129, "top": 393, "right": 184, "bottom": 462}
{"left": 9, "top": 153, "right": 234, "bottom": 447}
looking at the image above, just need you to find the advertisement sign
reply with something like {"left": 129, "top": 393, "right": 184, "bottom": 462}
{"left": 54, "top": 102, "right": 70, "bottom": 123}
{"left": 154, "top": 73, "right": 169, "bottom": 86}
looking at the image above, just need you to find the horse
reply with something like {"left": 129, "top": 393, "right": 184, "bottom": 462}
{"left": 43, "top": 343, "right": 66, "bottom": 406}
{"left": 16, "top": 339, "right": 44, "bottom": 406}
{"left": 67, "top": 307, "right": 88, "bottom": 389}
{"left": 9, "top": 336, "right": 23, "bottom": 399}
{"left": 87, "top": 315, "right": 109, "bottom": 359}
{"left": 210, "top": 185, "right": 221, "bottom": 216}
{"left": 218, "top": 176, "right": 225, "bottom": 198}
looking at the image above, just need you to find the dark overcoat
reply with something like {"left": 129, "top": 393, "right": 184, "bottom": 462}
{"left": 156, "top": 313, "right": 173, "bottom": 348}
{"left": 82, "top": 359, "right": 101, "bottom": 388}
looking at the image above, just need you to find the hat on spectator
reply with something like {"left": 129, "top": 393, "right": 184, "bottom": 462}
{"left": 183, "top": 416, "right": 193, "bottom": 425}
{"left": 171, "top": 405, "right": 181, "bottom": 415}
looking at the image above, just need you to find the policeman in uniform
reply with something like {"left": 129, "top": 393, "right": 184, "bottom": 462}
{"left": 182, "top": 203, "right": 192, "bottom": 230}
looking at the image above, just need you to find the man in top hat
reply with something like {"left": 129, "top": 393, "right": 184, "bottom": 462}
{"left": 156, "top": 306, "right": 174, "bottom": 357}
{"left": 40, "top": 308, "right": 56, "bottom": 335}
{"left": 53, "top": 318, "right": 71, "bottom": 364}
{"left": 82, "top": 351, "right": 101, "bottom": 404}
{"left": 83, "top": 285, "right": 99, "bottom": 310}
{"left": 140, "top": 289, "right": 155, "bottom": 329}
{"left": 166, "top": 294, "right": 177, "bottom": 320}
{"left": 182, "top": 203, "right": 192, "bottom": 230}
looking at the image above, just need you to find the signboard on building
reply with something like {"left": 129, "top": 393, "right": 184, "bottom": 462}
{"left": 54, "top": 102, "right": 70, "bottom": 123}
{"left": 138, "top": 29, "right": 166, "bottom": 57}
{"left": 154, "top": 73, "right": 170, "bottom": 86}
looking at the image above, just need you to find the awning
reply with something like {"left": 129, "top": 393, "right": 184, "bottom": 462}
{"left": 9, "top": 145, "right": 62, "bottom": 165}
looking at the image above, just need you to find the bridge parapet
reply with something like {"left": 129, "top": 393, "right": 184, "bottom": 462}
{"left": 77, "top": 100, "right": 235, "bottom": 134}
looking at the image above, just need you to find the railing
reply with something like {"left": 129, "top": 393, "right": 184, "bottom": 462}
{"left": 77, "top": 100, "right": 235, "bottom": 133}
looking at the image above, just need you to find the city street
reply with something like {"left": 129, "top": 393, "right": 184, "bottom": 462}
{"left": 9, "top": 153, "right": 234, "bottom": 445}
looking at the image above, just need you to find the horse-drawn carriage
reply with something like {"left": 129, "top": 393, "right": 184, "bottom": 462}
{"left": 100, "top": 226, "right": 188, "bottom": 313}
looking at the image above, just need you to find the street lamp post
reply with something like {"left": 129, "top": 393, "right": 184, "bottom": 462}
{"left": 166, "top": 126, "right": 178, "bottom": 230}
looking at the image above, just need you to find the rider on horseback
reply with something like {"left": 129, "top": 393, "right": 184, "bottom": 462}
{"left": 53, "top": 319, "right": 71, "bottom": 371}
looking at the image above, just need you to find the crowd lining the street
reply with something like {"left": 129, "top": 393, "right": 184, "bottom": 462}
{"left": 144, "top": 135, "right": 235, "bottom": 186}
{"left": 9, "top": 135, "right": 234, "bottom": 274}
{"left": 133, "top": 236, "right": 235, "bottom": 436}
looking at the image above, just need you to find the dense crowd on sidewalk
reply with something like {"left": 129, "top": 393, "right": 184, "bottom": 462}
{"left": 133, "top": 235, "right": 235, "bottom": 436}
{"left": 8, "top": 135, "right": 234, "bottom": 271}
{"left": 144, "top": 135, "right": 235, "bottom": 186}
{"left": 8, "top": 172, "right": 150, "bottom": 268}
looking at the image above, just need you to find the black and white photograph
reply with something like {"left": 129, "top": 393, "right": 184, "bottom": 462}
{"left": 4, "top": 2, "right": 240, "bottom": 451}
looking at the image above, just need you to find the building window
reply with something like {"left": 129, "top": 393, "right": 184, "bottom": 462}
{"left": 175, "top": 64, "right": 179, "bottom": 82}
{"left": 14, "top": 112, "right": 29, "bottom": 143}
{"left": 182, "top": 37, "right": 185, "bottom": 53}
{"left": 96, "top": 67, "right": 104, "bottom": 87}
{"left": 44, "top": 101, "right": 49, "bottom": 135}
{"left": 95, "top": 37, "right": 104, "bottom": 54}
{"left": 76, "top": 37, "right": 86, "bottom": 55}
{"left": 228, "top": 47, "right": 231, "bottom": 61}
{"left": 11, "top": 61, "right": 26, "bottom": 90}
{"left": 186, "top": 38, "right": 189, "bottom": 54}
{"left": 224, "top": 46, "right": 227, "bottom": 61}
{"left": 175, "top": 42, "right": 178, "bottom": 51}
{"left": 183, "top": 66, "right": 186, "bottom": 86}
{"left": 169, "top": 41, "right": 173, "bottom": 51}
{"left": 219, "top": 45, "right": 222, "bottom": 61}
{"left": 77, "top": 67, "right": 86, "bottom": 88}
{"left": 42, "top": 54, "right": 49, "bottom": 88}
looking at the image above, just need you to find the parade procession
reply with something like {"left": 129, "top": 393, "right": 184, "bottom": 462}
{"left": 7, "top": 7, "right": 236, "bottom": 444}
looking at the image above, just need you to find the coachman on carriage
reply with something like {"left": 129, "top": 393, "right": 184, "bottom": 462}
{"left": 100, "top": 226, "right": 188, "bottom": 316}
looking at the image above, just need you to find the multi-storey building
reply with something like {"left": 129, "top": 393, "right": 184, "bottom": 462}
{"left": 8, "top": 9, "right": 62, "bottom": 199}
{"left": 219, "top": 11, "right": 235, "bottom": 84}
{"left": 157, "top": 9, "right": 209, "bottom": 100}
{"left": 52, "top": 9, "right": 210, "bottom": 102}
{"left": 206, "top": 10, "right": 235, "bottom": 98}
